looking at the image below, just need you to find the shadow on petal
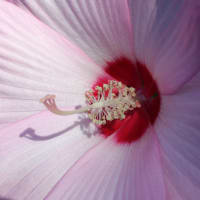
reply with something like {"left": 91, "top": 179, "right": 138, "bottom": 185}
{"left": 19, "top": 114, "right": 99, "bottom": 141}
{"left": 0, "top": 196, "right": 14, "bottom": 200}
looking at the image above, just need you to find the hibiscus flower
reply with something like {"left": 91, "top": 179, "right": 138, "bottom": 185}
{"left": 0, "top": 0, "right": 200, "bottom": 200}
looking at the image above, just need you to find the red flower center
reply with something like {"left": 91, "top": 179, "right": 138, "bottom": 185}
{"left": 93, "top": 57, "right": 161, "bottom": 143}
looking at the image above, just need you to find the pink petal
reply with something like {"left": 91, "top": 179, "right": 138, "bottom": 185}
{"left": 127, "top": 0, "right": 157, "bottom": 62}
{"left": 164, "top": 177, "right": 183, "bottom": 200}
{"left": 144, "top": 0, "right": 200, "bottom": 94}
{"left": 155, "top": 71, "right": 200, "bottom": 199}
{"left": 0, "top": 1, "right": 106, "bottom": 125}
{"left": 44, "top": 128, "right": 166, "bottom": 200}
{"left": 0, "top": 111, "right": 103, "bottom": 200}
{"left": 9, "top": 0, "right": 135, "bottom": 65}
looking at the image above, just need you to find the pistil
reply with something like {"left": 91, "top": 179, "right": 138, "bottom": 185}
{"left": 40, "top": 80, "right": 141, "bottom": 125}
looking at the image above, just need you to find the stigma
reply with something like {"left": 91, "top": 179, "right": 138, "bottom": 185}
{"left": 40, "top": 80, "right": 141, "bottom": 126}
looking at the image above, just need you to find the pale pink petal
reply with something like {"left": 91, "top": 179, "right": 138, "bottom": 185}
{"left": 164, "top": 177, "right": 183, "bottom": 200}
{"left": 9, "top": 0, "right": 134, "bottom": 65}
{"left": 144, "top": 0, "right": 200, "bottom": 94}
{"left": 0, "top": 111, "right": 103, "bottom": 200}
{"left": 0, "top": 1, "right": 106, "bottom": 125}
{"left": 155, "top": 71, "right": 200, "bottom": 199}
{"left": 44, "top": 128, "right": 166, "bottom": 200}
{"left": 128, "top": 0, "right": 200, "bottom": 93}
{"left": 127, "top": 0, "right": 157, "bottom": 62}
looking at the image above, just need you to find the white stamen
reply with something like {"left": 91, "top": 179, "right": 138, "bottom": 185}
{"left": 85, "top": 80, "right": 141, "bottom": 125}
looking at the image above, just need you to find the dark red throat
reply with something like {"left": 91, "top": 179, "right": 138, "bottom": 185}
{"left": 93, "top": 57, "right": 160, "bottom": 143}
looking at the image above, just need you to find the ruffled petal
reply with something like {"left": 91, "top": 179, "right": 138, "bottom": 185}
{"left": 8, "top": 0, "right": 134, "bottom": 65}
{"left": 144, "top": 0, "right": 200, "bottom": 94}
{"left": 155, "top": 71, "right": 200, "bottom": 199}
{"left": 0, "top": 111, "right": 103, "bottom": 200}
{"left": 44, "top": 128, "right": 166, "bottom": 200}
{"left": 0, "top": 1, "right": 106, "bottom": 125}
